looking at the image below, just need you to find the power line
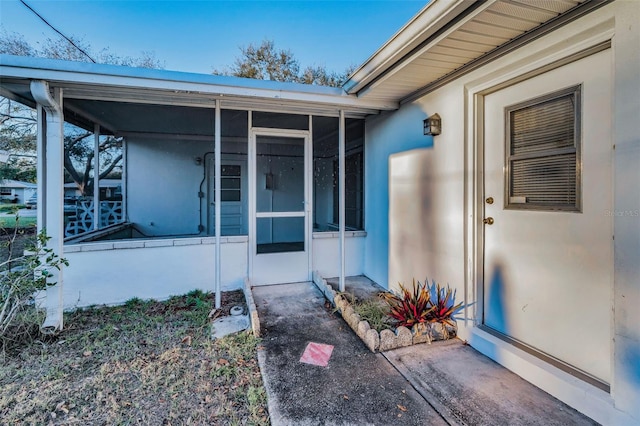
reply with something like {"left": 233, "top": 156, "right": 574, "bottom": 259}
{"left": 19, "top": 0, "right": 97, "bottom": 63}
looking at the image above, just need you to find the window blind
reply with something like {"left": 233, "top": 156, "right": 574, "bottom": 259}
{"left": 506, "top": 86, "right": 580, "bottom": 211}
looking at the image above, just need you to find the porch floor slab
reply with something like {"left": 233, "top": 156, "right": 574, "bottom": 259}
{"left": 252, "top": 280, "right": 596, "bottom": 426}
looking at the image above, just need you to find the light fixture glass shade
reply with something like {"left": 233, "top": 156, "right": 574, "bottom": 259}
{"left": 423, "top": 113, "right": 441, "bottom": 136}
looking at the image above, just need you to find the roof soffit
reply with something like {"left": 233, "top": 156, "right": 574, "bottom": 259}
{"left": 345, "top": 0, "right": 608, "bottom": 103}
{"left": 344, "top": 0, "right": 480, "bottom": 94}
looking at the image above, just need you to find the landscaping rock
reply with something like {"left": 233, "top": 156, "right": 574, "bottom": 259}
{"left": 335, "top": 295, "right": 348, "bottom": 311}
{"left": 343, "top": 305, "right": 362, "bottom": 330}
{"left": 412, "top": 323, "right": 433, "bottom": 345}
{"left": 397, "top": 326, "right": 413, "bottom": 348}
{"left": 357, "top": 320, "right": 371, "bottom": 339}
{"left": 364, "top": 328, "right": 379, "bottom": 352}
{"left": 312, "top": 274, "right": 458, "bottom": 354}
{"left": 379, "top": 329, "right": 397, "bottom": 352}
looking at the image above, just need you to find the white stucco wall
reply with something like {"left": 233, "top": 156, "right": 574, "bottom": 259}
{"left": 363, "top": 2, "right": 639, "bottom": 424}
{"left": 62, "top": 237, "right": 247, "bottom": 309}
{"left": 385, "top": 82, "right": 466, "bottom": 293}
{"left": 312, "top": 232, "right": 365, "bottom": 278}
{"left": 364, "top": 108, "right": 435, "bottom": 288}
{"left": 127, "top": 137, "right": 211, "bottom": 237}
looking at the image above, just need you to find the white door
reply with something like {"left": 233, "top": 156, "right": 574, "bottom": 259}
{"left": 208, "top": 160, "right": 246, "bottom": 236}
{"left": 483, "top": 49, "right": 612, "bottom": 385}
{"left": 250, "top": 129, "right": 311, "bottom": 285}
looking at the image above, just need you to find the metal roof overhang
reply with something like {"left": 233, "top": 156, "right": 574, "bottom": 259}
{"left": 0, "top": 55, "right": 397, "bottom": 136}
{"left": 344, "top": 0, "right": 611, "bottom": 105}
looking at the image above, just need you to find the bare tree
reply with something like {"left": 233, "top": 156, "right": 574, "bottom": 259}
{"left": 0, "top": 30, "right": 162, "bottom": 191}
{"left": 214, "top": 39, "right": 354, "bottom": 87}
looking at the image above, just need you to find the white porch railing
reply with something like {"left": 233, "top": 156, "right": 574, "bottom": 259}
{"left": 64, "top": 199, "right": 123, "bottom": 237}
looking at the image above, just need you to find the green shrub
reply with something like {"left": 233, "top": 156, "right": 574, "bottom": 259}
{"left": 0, "top": 226, "right": 67, "bottom": 350}
{"left": 352, "top": 298, "right": 394, "bottom": 333}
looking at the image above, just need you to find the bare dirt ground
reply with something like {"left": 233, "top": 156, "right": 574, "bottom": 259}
{"left": 0, "top": 290, "right": 270, "bottom": 425}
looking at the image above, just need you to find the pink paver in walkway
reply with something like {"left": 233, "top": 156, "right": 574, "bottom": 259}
{"left": 300, "top": 342, "right": 334, "bottom": 367}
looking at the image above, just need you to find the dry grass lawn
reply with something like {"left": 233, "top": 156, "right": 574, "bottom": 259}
{"left": 0, "top": 290, "right": 270, "bottom": 425}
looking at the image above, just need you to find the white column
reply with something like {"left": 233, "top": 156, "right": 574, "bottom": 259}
{"left": 93, "top": 124, "right": 100, "bottom": 230}
{"left": 339, "top": 110, "right": 346, "bottom": 292}
{"left": 122, "top": 138, "right": 127, "bottom": 221}
{"left": 214, "top": 101, "right": 222, "bottom": 309}
{"left": 307, "top": 115, "right": 313, "bottom": 280}
{"left": 31, "top": 81, "right": 65, "bottom": 330}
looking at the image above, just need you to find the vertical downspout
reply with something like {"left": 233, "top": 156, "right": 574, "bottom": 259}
{"left": 36, "top": 104, "right": 45, "bottom": 233}
{"left": 93, "top": 124, "right": 100, "bottom": 230}
{"left": 214, "top": 101, "right": 222, "bottom": 309}
{"left": 339, "top": 110, "right": 346, "bottom": 292}
{"left": 31, "top": 80, "right": 65, "bottom": 331}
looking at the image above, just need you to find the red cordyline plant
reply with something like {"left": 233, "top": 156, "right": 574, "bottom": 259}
{"left": 379, "top": 279, "right": 434, "bottom": 328}
{"left": 380, "top": 279, "right": 463, "bottom": 329}
{"left": 428, "top": 282, "right": 463, "bottom": 328}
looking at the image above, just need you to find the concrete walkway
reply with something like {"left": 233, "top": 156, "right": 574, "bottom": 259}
{"left": 252, "top": 281, "right": 597, "bottom": 426}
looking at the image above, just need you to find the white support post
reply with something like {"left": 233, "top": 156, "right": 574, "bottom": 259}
{"left": 339, "top": 110, "right": 346, "bottom": 292}
{"left": 31, "top": 81, "right": 65, "bottom": 330}
{"left": 307, "top": 114, "right": 313, "bottom": 281}
{"left": 93, "top": 124, "right": 100, "bottom": 230}
{"left": 214, "top": 101, "right": 222, "bottom": 309}
{"left": 122, "top": 138, "right": 127, "bottom": 221}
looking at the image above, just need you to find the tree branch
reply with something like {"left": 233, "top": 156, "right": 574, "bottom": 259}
{"left": 65, "top": 132, "right": 92, "bottom": 150}
{"left": 98, "top": 154, "right": 122, "bottom": 180}
{"left": 63, "top": 150, "right": 83, "bottom": 190}
{"left": 0, "top": 113, "right": 37, "bottom": 123}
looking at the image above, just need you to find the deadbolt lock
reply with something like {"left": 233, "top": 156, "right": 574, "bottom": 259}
{"left": 486, "top": 197, "right": 494, "bottom": 205}
{"left": 483, "top": 217, "right": 494, "bottom": 225}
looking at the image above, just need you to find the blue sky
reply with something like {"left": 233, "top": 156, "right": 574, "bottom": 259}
{"left": 0, "top": 0, "right": 425, "bottom": 75}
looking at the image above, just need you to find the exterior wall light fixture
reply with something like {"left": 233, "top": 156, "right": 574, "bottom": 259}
{"left": 423, "top": 113, "right": 441, "bottom": 136}
{"left": 265, "top": 172, "right": 275, "bottom": 190}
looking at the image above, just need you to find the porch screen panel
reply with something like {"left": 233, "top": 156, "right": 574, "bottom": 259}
{"left": 253, "top": 111, "right": 309, "bottom": 130}
{"left": 63, "top": 124, "right": 124, "bottom": 237}
{"left": 332, "top": 118, "right": 364, "bottom": 230}
{"left": 505, "top": 86, "right": 581, "bottom": 211}
{"left": 255, "top": 136, "right": 304, "bottom": 214}
{"left": 98, "top": 136, "right": 124, "bottom": 229}
{"left": 210, "top": 109, "right": 248, "bottom": 236}
{"left": 312, "top": 116, "right": 339, "bottom": 232}
{"left": 256, "top": 217, "right": 304, "bottom": 253}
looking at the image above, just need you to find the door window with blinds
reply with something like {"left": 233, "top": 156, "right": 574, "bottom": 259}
{"left": 505, "top": 85, "right": 581, "bottom": 211}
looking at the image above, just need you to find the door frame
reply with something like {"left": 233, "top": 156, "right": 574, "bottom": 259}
{"left": 465, "top": 43, "right": 613, "bottom": 388}
{"left": 248, "top": 127, "right": 312, "bottom": 284}
{"left": 466, "top": 41, "right": 613, "bottom": 329}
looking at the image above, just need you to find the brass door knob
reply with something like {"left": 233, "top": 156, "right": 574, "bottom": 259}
{"left": 483, "top": 217, "right": 494, "bottom": 225}
{"left": 486, "top": 197, "right": 494, "bottom": 204}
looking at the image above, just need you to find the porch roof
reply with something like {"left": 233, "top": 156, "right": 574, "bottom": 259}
{"left": 0, "top": 54, "right": 396, "bottom": 135}
{"left": 344, "top": 0, "right": 605, "bottom": 104}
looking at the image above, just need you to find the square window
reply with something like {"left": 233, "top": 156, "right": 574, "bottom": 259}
{"left": 505, "top": 86, "right": 581, "bottom": 211}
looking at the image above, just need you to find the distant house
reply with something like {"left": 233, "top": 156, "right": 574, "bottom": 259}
{"left": 0, "top": 179, "right": 36, "bottom": 204}
{"left": 0, "top": 0, "right": 638, "bottom": 424}
{"left": 63, "top": 179, "right": 122, "bottom": 199}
